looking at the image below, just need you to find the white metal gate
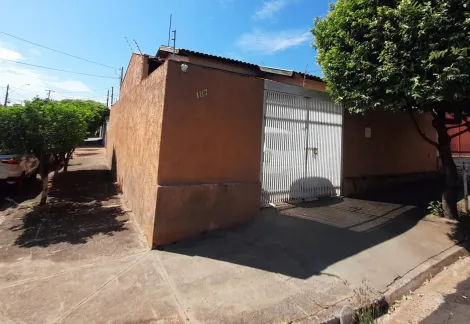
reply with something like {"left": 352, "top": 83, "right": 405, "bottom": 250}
{"left": 260, "top": 81, "right": 343, "bottom": 205}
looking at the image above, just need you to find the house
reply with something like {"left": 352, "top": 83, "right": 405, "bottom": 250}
{"left": 449, "top": 124, "right": 470, "bottom": 156}
{"left": 107, "top": 46, "right": 438, "bottom": 247}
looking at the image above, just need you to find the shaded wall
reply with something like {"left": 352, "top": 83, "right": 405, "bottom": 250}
{"left": 267, "top": 74, "right": 326, "bottom": 92}
{"left": 342, "top": 111, "right": 438, "bottom": 195}
{"left": 106, "top": 57, "right": 168, "bottom": 245}
{"left": 153, "top": 61, "right": 264, "bottom": 246}
{"left": 163, "top": 53, "right": 259, "bottom": 77}
{"left": 449, "top": 123, "right": 470, "bottom": 155}
{"left": 165, "top": 53, "right": 325, "bottom": 92}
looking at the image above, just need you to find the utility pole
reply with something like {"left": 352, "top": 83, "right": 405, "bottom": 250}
{"left": 46, "top": 89, "right": 54, "bottom": 100}
{"left": 110, "top": 87, "right": 114, "bottom": 106}
{"left": 120, "top": 67, "right": 123, "bottom": 89}
{"left": 3, "top": 84, "right": 9, "bottom": 106}
{"left": 106, "top": 89, "right": 110, "bottom": 108}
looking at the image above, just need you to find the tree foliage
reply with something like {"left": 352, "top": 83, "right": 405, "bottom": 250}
{"left": 312, "top": 0, "right": 470, "bottom": 218}
{"left": 313, "top": 0, "right": 470, "bottom": 112}
{"left": 0, "top": 98, "right": 108, "bottom": 205}
{"left": 61, "top": 99, "right": 108, "bottom": 136}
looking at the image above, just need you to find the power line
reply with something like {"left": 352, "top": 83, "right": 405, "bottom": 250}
{"left": 9, "top": 90, "right": 27, "bottom": 99}
{"left": 0, "top": 58, "right": 120, "bottom": 79}
{"left": 57, "top": 87, "right": 110, "bottom": 94}
{"left": 6, "top": 85, "right": 110, "bottom": 95}
{"left": 0, "top": 30, "right": 116, "bottom": 69}
{"left": 53, "top": 93, "right": 106, "bottom": 100}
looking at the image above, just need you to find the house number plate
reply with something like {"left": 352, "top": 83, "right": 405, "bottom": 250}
{"left": 196, "top": 89, "right": 208, "bottom": 98}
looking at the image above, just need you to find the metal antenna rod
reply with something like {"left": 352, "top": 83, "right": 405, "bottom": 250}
{"left": 124, "top": 37, "right": 133, "bottom": 52}
{"left": 133, "top": 39, "right": 143, "bottom": 55}
{"left": 171, "top": 30, "right": 176, "bottom": 54}
{"left": 303, "top": 64, "right": 308, "bottom": 88}
{"left": 168, "top": 14, "right": 172, "bottom": 46}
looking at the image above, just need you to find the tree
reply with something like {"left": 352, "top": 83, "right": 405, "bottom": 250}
{"left": 312, "top": 0, "right": 470, "bottom": 218}
{"left": 56, "top": 99, "right": 108, "bottom": 170}
{"left": 0, "top": 98, "right": 88, "bottom": 205}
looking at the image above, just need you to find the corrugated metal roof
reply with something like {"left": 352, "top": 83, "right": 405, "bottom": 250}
{"left": 157, "top": 46, "right": 323, "bottom": 82}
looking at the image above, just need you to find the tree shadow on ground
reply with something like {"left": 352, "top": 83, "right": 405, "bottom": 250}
{"left": 9, "top": 169, "right": 128, "bottom": 248}
{"left": 160, "top": 178, "right": 449, "bottom": 279}
{"left": 420, "top": 270, "right": 470, "bottom": 323}
{"left": 0, "top": 177, "right": 42, "bottom": 212}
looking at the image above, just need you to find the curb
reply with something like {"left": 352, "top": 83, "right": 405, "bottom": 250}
{"left": 317, "top": 241, "right": 468, "bottom": 324}
{"left": 383, "top": 243, "right": 468, "bottom": 305}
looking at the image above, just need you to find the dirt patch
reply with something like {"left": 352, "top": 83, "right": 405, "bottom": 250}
{"left": 0, "top": 145, "right": 148, "bottom": 263}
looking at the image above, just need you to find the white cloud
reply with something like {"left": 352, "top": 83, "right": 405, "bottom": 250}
{"left": 0, "top": 45, "right": 105, "bottom": 105}
{"left": 253, "top": 0, "right": 290, "bottom": 20}
{"left": 0, "top": 47, "right": 22, "bottom": 61}
{"left": 52, "top": 80, "right": 91, "bottom": 92}
{"left": 236, "top": 29, "right": 311, "bottom": 54}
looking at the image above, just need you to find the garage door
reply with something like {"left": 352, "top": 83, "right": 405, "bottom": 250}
{"left": 260, "top": 81, "right": 343, "bottom": 205}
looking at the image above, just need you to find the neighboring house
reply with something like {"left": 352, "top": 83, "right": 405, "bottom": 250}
{"left": 107, "top": 46, "right": 438, "bottom": 247}
{"left": 449, "top": 124, "right": 470, "bottom": 156}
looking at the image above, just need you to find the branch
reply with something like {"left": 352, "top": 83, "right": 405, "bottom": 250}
{"left": 450, "top": 126, "right": 470, "bottom": 139}
{"left": 408, "top": 109, "right": 439, "bottom": 147}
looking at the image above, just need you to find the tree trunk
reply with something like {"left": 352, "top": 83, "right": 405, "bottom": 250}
{"left": 39, "top": 159, "right": 48, "bottom": 206}
{"left": 53, "top": 165, "right": 60, "bottom": 178}
{"left": 439, "top": 144, "right": 459, "bottom": 218}
{"left": 434, "top": 114, "right": 459, "bottom": 219}
{"left": 64, "top": 149, "right": 74, "bottom": 172}
{"left": 40, "top": 172, "right": 48, "bottom": 206}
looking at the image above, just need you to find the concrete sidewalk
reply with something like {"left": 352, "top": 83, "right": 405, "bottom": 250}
{"left": 0, "top": 147, "right": 466, "bottom": 323}
{"left": 380, "top": 256, "right": 470, "bottom": 324}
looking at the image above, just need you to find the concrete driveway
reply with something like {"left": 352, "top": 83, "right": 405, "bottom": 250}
{"left": 0, "top": 147, "right": 465, "bottom": 323}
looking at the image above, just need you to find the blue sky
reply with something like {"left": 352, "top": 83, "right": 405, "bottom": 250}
{"left": 0, "top": 0, "right": 331, "bottom": 104}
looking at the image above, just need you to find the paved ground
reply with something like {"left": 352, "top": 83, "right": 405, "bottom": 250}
{"left": 0, "top": 146, "right": 466, "bottom": 323}
{"left": 380, "top": 256, "right": 470, "bottom": 324}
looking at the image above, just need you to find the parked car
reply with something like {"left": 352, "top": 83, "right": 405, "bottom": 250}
{"left": 0, "top": 154, "right": 39, "bottom": 191}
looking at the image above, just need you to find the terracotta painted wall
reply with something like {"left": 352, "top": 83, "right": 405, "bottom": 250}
{"left": 152, "top": 61, "right": 264, "bottom": 245}
{"left": 449, "top": 123, "right": 470, "bottom": 154}
{"left": 343, "top": 111, "right": 437, "bottom": 178}
{"left": 120, "top": 53, "right": 149, "bottom": 98}
{"left": 166, "top": 53, "right": 325, "bottom": 91}
{"left": 106, "top": 57, "right": 168, "bottom": 245}
{"left": 158, "top": 61, "right": 264, "bottom": 185}
{"left": 268, "top": 74, "right": 326, "bottom": 92}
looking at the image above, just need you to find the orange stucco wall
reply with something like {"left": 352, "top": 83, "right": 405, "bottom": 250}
{"left": 343, "top": 111, "right": 437, "bottom": 177}
{"left": 164, "top": 52, "right": 325, "bottom": 92}
{"left": 120, "top": 53, "right": 149, "bottom": 98}
{"left": 268, "top": 74, "right": 326, "bottom": 92}
{"left": 152, "top": 61, "right": 264, "bottom": 245}
{"left": 108, "top": 56, "right": 264, "bottom": 247}
{"left": 109, "top": 52, "right": 439, "bottom": 246}
{"left": 106, "top": 56, "right": 167, "bottom": 246}
{"left": 449, "top": 122, "right": 470, "bottom": 154}
{"left": 342, "top": 111, "right": 438, "bottom": 195}
{"left": 158, "top": 61, "right": 264, "bottom": 185}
